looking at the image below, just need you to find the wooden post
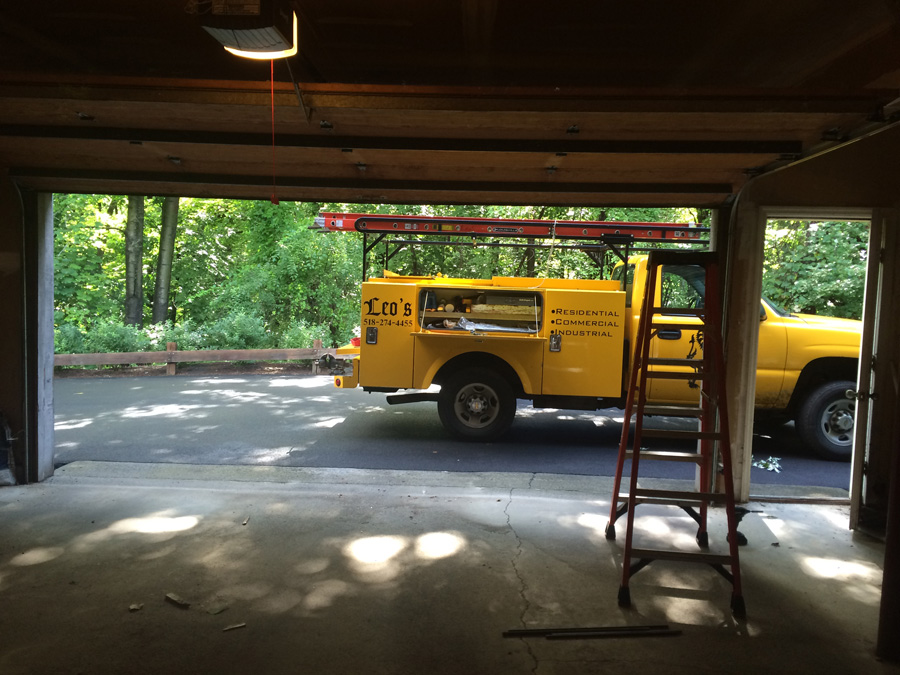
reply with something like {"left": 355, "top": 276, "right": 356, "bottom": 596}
{"left": 722, "top": 200, "right": 765, "bottom": 503}
{"left": 166, "top": 342, "right": 177, "bottom": 376}
{"left": 312, "top": 339, "right": 323, "bottom": 375}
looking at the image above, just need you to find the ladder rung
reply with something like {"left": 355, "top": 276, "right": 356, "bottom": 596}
{"left": 640, "top": 429, "right": 722, "bottom": 441}
{"left": 647, "top": 357, "right": 705, "bottom": 367}
{"left": 626, "top": 449, "right": 704, "bottom": 463}
{"left": 632, "top": 488, "right": 727, "bottom": 504}
{"left": 643, "top": 371, "right": 708, "bottom": 381}
{"left": 650, "top": 307, "right": 705, "bottom": 318}
{"left": 630, "top": 548, "right": 734, "bottom": 566}
{"left": 650, "top": 322, "right": 705, "bottom": 331}
{"left": 641, "top": 405, "right": 705, "bottom": 417}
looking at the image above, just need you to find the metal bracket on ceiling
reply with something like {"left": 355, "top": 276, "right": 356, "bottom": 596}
{"left": 284, "top": 59, "right": 312, "bottom": 124}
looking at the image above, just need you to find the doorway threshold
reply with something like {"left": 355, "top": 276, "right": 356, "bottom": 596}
{"left": 749, "top": 482, "right": 849, "bottom": 505}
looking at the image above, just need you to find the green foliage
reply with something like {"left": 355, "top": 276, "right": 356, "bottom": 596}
{"left": 144, "top": 321, "right": 205, "bottom": 351}
{"left": 762, "top": 220, "right": 868, "bottom": 319}
{"left": 202, "top": 311, "right": 270, "bottom": 350}
{"left": 277, "top": 319, "right": 331, "bottom": 349}
{"left": 167, "top": 199, "right": 248, "bottom": 324}
{"left": 54, "top": 324, "right": 85, "bottom": 354}
{"left": 83, "top": 321, "right": 151, "bottom": 354}
{"left": 53, "top": 194, "right": 127, "bottom": 328}
{"left": 54, "top": 194, "right": 165, "bottom": 329}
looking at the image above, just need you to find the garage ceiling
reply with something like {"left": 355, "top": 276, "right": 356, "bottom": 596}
{"left": 2, "top": 1, "right": 900, "bottom": 207}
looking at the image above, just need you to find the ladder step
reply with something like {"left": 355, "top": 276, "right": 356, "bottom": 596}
{"left": 631, "top": 488, "right": 727, "bottom": 504}
{"left": 644, "top": 371, "right": 708, "bottom": 381}
{"left": 647, "top": 357, "right": 706, "bottom": 367}
{"left": 640, "top": 429, "right": 722, "bottom": 441}
{"left": 626, "top": 449, "right": 703, "bottom": 463}
{"left": 650, "top": 322, "right": 705, "bottom": 331}
{"left": 650, "top": 307, "right": 704, "bottom": 318}
{"left": 630, "top": 548, "right": 734, "bottom": 566}
{"left": 641, "top": 405, "right": 705, "bottom": 417}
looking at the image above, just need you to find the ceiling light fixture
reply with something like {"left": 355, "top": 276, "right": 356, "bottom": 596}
{"left": 202, "top": 3, "right": 298, "bottom": 60}
{"left": 224, "top": 11, "right": 297, "bottom": 59}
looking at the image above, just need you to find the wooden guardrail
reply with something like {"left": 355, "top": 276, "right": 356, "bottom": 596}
{"left": 53, "top": 341, "right": 338, "bottom": 375}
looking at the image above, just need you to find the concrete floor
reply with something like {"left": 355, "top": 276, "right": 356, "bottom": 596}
{"left": 0, "top": 462, "right": 895, "bottom": 675}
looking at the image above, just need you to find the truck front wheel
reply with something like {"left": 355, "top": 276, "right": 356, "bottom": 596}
{"left": 796, "top": 380, "right": 856, "bottom": 462}
{"left": 438, "top": 368, "right": 516, "bottom": 441}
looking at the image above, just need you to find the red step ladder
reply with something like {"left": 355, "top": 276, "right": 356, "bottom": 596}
{"left": 605, "top": 250, "right": 745, "bottom": 617}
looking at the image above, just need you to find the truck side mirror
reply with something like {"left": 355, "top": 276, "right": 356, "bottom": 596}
{"left": 759, "top": 304, "right": 767, "bottom": 322}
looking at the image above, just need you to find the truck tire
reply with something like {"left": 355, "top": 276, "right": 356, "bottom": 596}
{"left": 438, "top": 367, "right": 516, "bottom": 441}
{"left": 796, "top": 380, "right": 855, "bottom": 462}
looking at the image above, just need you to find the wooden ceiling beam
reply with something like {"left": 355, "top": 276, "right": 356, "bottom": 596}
{"left": 0, "top": 76, "right": 892, "bottom": 115}
{"left": 0, "top": 125, "right": 803, "bottom": 156}
{"left": 10, "top": 166, "right": 733, "bottom": 196}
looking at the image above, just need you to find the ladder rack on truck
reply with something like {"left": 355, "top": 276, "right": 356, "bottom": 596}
{"left": 311, "top": 212, "right": 709, "bottom": 279}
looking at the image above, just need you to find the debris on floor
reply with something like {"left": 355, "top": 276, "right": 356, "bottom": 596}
{"left": 164, "top": 592, "right": 191, "bottom": 609}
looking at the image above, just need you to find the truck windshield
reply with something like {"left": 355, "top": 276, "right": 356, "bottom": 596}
{"left": 762, "top": 296, "right": 790, "bottom": 317}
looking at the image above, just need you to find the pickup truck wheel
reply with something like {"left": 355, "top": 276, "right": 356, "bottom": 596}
{"left": 438, "top": 368, "right": 516, "bottom": 441}
{"left": 796, "top": 380, "right": 855, "bottom": 462}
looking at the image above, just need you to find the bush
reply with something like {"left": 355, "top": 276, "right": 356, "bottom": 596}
{"left": 82, "top": 321, "right": 151, "bottom": 353}
{"left": 55, "top": 323, "right": 85, "bottom": 354}
{"left": 275, "top": 319, "right": 331, "bottom": 349}
{"left": 202, "top": 311, "right": 269, "bottom": 350}
{"left": 145, "top": 321, "right": 205, "bottom": 351}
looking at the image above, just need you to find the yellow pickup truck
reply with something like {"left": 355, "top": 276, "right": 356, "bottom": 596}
{"left": 330, "top": 255, "right": 861, "bottom": 461}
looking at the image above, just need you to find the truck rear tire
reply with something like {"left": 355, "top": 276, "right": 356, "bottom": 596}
{"left": 438, "top": 367, "right": 516, "bottom": 441}
{"left": 796, "top": 380, "right": 855, "bottom": 462}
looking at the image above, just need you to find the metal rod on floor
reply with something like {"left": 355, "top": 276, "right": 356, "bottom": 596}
{"left": 502, "top": 624, "right": 680, "bottom": 639}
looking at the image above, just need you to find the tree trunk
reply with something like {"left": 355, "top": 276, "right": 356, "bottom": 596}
{"left": 152, "top": 196, "right": 179, "bottom": 324}
{"left": 525, "top": 237, "right": 536, "bottom": 276}
{"left": 124, "top": 196, "right": 144, "bottom": 327}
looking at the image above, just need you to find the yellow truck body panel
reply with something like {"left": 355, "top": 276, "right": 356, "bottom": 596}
{"left": 355, "top": 274, "right": 626, "bottom": 396}
{"left": 358, "top": 282, "right": 417, "bottom": 389}
{"left": 542, "top": 288, "right": 625, "bottom": 397}
{"left": 413, "top": 332, "right": 545, "bottom": 393}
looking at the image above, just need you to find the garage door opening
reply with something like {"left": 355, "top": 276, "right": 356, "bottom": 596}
{"left": 746, "top": 217, "right": 869, "bottom": 501}
{"left": 41, "top": 196, "right": 869, "bottom": 502}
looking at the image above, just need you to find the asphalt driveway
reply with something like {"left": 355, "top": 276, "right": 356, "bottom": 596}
{"left": 52, "top": 373, "right": 851, "bottom": 494}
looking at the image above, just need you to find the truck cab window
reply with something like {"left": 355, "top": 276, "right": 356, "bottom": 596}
{"left": 660, "top": 265, "right": 705, "bottom": 310}
{"left": 612, "top": 264, "right": 635, "bottom": 307}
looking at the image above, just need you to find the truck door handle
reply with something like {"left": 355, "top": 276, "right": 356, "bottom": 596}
{"left": 657, "top": 329, "right": 682, "bottom": 340}
{"left": 549, "top": 334, "right": 562, "bottom": 352}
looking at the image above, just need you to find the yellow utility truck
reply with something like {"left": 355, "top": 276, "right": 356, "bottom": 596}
{"left": 318, "top": 213, "right": 861, "bottom": 461}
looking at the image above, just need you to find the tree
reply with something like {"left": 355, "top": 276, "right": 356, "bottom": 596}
{"left": 54, "top": 194, "right": 127, "bottom": 329}
{"left": 762, "top": 220, "right": 868, "bottom": 319}
{"left": 151, "top": 196, "right": 179, "bottom": 324}
{"left": 124, "top": 196, "right": 144, "bottom": 327}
